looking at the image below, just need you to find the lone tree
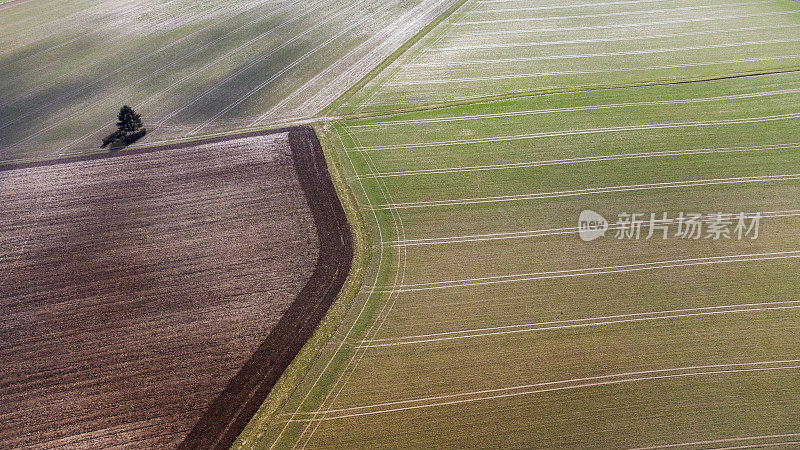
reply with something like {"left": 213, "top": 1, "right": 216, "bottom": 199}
{"left": 116, "top": 105, "right": 142, "bottom": 136}
{"left": 103, "top": 105, "right": 146, "bottom": 147}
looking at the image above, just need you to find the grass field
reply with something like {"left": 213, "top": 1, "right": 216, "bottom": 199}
{"left": 337, "top": 0, "right": 800, "bottom": 114}
{"left": 0, "top": 0, "right": 458, "bottom": 162}
{"left": 4, "top": 0, "right": 798, "bottom": 447}
{"left": 245, "top": 0, "right": 800, "bottom": 446}
{"left": 265, "top": 75, "right": 800, "bottom": 449}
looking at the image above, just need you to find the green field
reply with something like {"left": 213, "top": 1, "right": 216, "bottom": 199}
{"left": 0, "top": 0, "right": 458, "bottom": 162}
{"left": 338, "top": 0, "right": 800, "bottom": 114}
{"left": 243, "top": 0, "right": 800, "bottom": 447}
{"left": 5, "top": 0, "right": 798, "bottom": 447}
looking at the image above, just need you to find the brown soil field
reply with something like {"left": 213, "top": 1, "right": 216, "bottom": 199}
{"left": 0, "top": 126, "right": 352, "bottom": 448}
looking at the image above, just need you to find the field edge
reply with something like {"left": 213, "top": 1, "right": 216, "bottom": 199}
{"left": 164, "top": 126, "right": 353, "bottom": 449}
{"left": 231, "top": 123, "right": 372, "bottom": 449}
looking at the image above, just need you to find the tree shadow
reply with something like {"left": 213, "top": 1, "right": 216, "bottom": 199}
{"left": 102, "top": 129, "right": 147, "bottom": 151}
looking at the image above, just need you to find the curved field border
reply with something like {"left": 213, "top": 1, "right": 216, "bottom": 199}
{"left": 1, "top": 126, "right": 355, "bottom": 449}
{"left": 232, "top": 124, "right": 371, "bottom": 449}
{"left": 178, "top": 126, "right": 354, "bottom": 449}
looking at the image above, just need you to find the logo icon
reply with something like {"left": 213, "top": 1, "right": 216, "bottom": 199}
{"left": 578, "top": 209, "right": 608, "bottom": 241}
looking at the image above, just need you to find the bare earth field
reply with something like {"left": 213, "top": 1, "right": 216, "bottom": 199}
{"left": 0, "top": 128, "right": 351, "bottom": 448}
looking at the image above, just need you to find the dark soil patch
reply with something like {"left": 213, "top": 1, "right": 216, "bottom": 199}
{"left": 0, "top": 126, "right": 352, "bottom": 448}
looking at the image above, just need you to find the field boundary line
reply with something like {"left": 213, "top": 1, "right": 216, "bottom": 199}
{"left": 7, "top": 70, "right": 797, "bottom": 164}
{"left": 351, "top": 0, "right": 478, "bottom": 113}
{"left": 255, "top": 0, "right": 455, "bottom": 125}
{"left": 176, "top": 126, "right": 353, "bottom": 448}
{"left": 293, "top": 122, "right": 411, "bottom": 448}
{"left": 0, "top": 125, "right": 358, "bottom": 448}
{"left": 295, "top": 0, "right": 461, "bottom": 116}
{"left": 264, "top": 123, "right": 396, "bottom": 449}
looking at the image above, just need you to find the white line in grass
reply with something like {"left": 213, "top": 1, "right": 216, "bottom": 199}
{"left": 373, "top": 174, "right": 800, "bottom": 209}
{"left": 282, "top": 361, "right": 800, "bottom": 421}
{"left": 458, "top": 2, "right": 769, "bottom": 25}
{"left": 384, "top": 55, "right": 800, "bottom": 86}
{"left": 387, "top": 210, "right": 800, "bottom": 246}
{"left": 373, "top": 251, "right": 800, "bottom": 292}
{"left": 361, "top": 57, "right": 800, "bottom": 109}
{"left": 355, "top": 303, "right": 800, "bottom": 347}
{"left": 714, "top": 441, "right": 800, "bottom": 449}
{"left": 428, "top": 24, "right": 800, "bottom": 52}
{"left": 471, "top": 0, "right": 672, "bottom": 13}
{"left": 454, "top": 7, "right": 800, "bottom": 29}
{"left": 355, "top": 114, "right": 800, "bottom": 151}
{"left": 453, "top": 11, "right": 800, "bottom": 37}
{"left": 266, "top": 123, "right": 394, "bottom": 448}
{"left": 363, "top": 145, "right": 800, "bottom": 179}
{"left": 405, "top": 39, "right": 800, "bottom": 68}
{"left": 358, "top": 301, "right": 800, "bottom": 344}
{"left": 0, "top": 0, "right": 298, "bottom": 124}
{"left": 632, "top": 433, "right": 800, "bottom": 449}
{"left": 283, "top": 360, "right": 800, "bottom": 417}
{"left": 351, "top": 91, "right": 800, "bottom": 129}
